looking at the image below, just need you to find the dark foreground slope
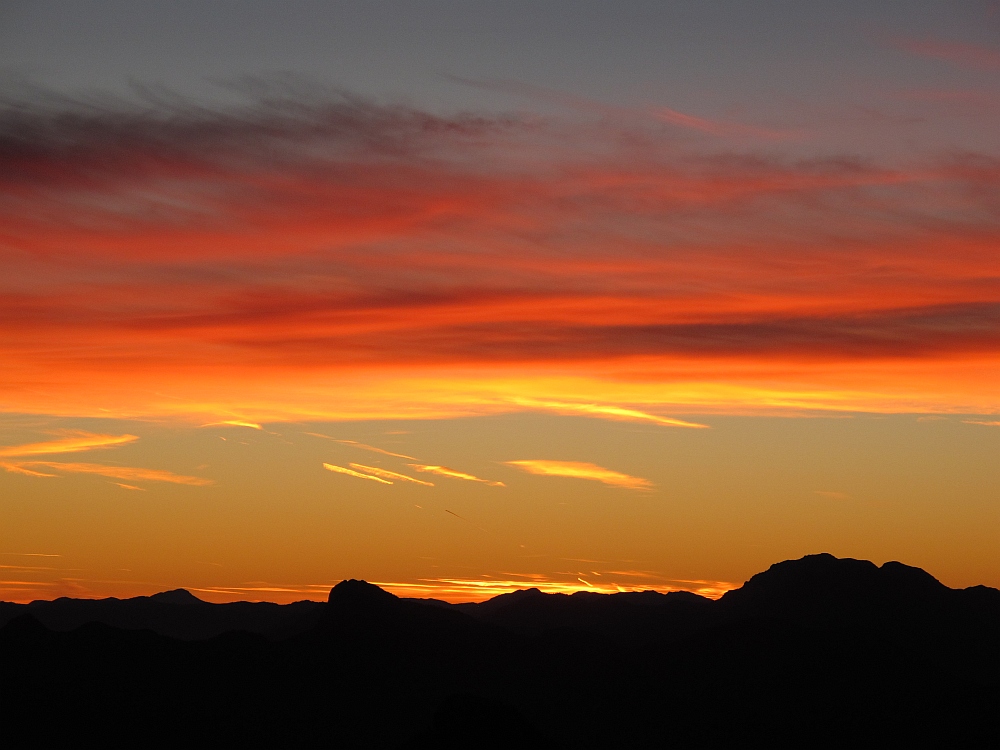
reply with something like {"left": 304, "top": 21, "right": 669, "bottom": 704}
{"left": 2, "top": 554, "right": 998, "bottom": 749}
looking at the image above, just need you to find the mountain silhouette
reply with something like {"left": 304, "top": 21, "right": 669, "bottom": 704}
{"left": 1, "top": 554, "right": 997, "bottom": 748}
{"left": 329, "top": 578, "right": 398, "bottom": 604}
{"left": 0, "top": 589, "right": 323, "bottom": 640}
{"left": 720, "top": 553, "right": 952, "bottom": 623}
{"left": 149, "top": 588, "right": 204, "bottom": 605}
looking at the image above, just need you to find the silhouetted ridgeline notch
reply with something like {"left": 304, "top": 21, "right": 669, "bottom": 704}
{"left": 1, "top": 554, "right": 998, "bottom": 748}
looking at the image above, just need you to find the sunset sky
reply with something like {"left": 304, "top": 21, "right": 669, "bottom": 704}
{"left": 1, "top": 0, "right": 999, "bottom": 603}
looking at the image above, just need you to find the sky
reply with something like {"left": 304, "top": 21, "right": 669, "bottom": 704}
{"left": 1, "top": 0, "right": 999, "bottom": 603}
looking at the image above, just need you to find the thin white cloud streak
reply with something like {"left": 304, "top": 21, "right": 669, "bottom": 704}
{"left": 0, "top": 461, "right": 212, "bottom": 486}
{"left": 0, "top": 553, "right": 61, "bottom": 557}
{"left": 0, "top": 462, "right": 57, "bottom": 477}
{"left": 348, "top": 463, "right": 433, "bottom": 486}
{"left": 306, "top": 434, "right": 416, "bottom": 460}
{"left": 505, "top": 460, "right": 653, "bottom": 490}
{"left": 322, "top": 462, "right": 392, "bottom": 484}
{"left": 408, "top": 464, "right": 505, "bottom": 487}
{"left": 0, "top": 432, "right": 138, "bottom": 457}
{"left": 508, "top": 398, "right": 708, "bottom": 428}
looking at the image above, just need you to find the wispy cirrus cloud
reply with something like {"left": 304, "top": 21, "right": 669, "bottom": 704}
{"left": 509, "top": 397, "right": 707, "bottom": 428}
{"left": 201, "top": 420, "right": 263, "bottom": 430}
{"left": 962, "top": 419, "right": 1000, "bottom": 426}
{"left": 408, "top": 464, "right": 505, "bottom": 487}
{"left": 306, "top": 435, "right": 416, "bottom": 460}
{"left": 322, "top": 462, "right": 392, "bottom": 484}
{"left": 0, "top": 463, "right": 58, "bottom": 477}
{"left": 505, "top": 460, "right": 653, "bottom": 490}
{"left": 0, "top": 461, "right": 212, "bottom": 485}
{"left": 0, "top": 432, "right": 138, "bottom": 457}
{"left": 349, "top": 463, "right": 433, "bottom": 486}
{"left": 0, "top": 552, "right": 61, "bottom": 557}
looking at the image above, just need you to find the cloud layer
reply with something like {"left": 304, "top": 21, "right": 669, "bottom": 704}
{"left": 2, "top": 89, "right": 999, "bottom": 420}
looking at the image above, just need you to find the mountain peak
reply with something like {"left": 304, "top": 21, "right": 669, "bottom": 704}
{"left": 720, "top": 553, "right": 949, "bottom": 625}
{"left": 327, "top": 579, "right": 398, "bottom": 606}
{"left": 149, "top": 589, "right": 204, "bottom": 605}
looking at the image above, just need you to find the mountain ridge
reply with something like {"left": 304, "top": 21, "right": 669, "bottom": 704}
{"left": 3, "top": 552, "right": 999, "bottom": 640}
{"left": 2, "top": 554, "right": 998, "bottom": 748}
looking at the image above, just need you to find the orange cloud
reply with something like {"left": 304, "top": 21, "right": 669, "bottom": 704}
{"left": 505, "top": 460, "right": 653, "bottom": 490}
{"left": 408, "top": 465, "right": 505, "bottom": 487}
{"left": 2, "top": 92, "right": 1000, "bottom": 422}
{"left": 0, "top": 463, "right": 58, "bottom": 477}
{"left": 348, "top": 463, "right": 433, "bottom": 486}
{"left": 0, "top": 433, "right": 138, "bottom": 458}
{"left": 962, "top": 420, "right": 1000, "bottom": 427}
{"left": 201, "top": 421, "right": 263, "bottom": 430}
{"left": 509, "top": 397, "right": 708, "bottom": 428}
{"left": 0, "top": 553, "right": 60, "bottom": 558}
{"left": 0, "top": 461, "right": 212, "bottom": 485}
{"left": 322, "top": 462, "right": 392, "bottom": 484}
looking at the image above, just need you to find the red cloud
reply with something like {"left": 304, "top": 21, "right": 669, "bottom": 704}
{"left": 1, "top": 91, "right": 999, "bottom": 419}
{"left": 891, "top": 36, "right": 1000, "bottom": 71}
